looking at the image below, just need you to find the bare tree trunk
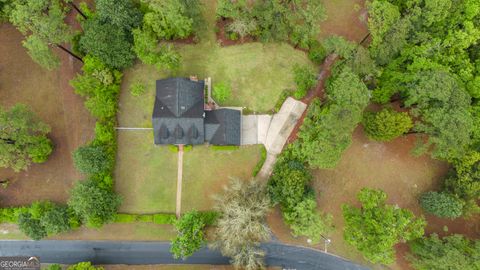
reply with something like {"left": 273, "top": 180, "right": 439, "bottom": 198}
{"left": 69, "top": 2, "right": 87, "bottom": 19}
{"left": 359, "top": 33, "right": 371, "bottom": 46}
{"left": 56, "top": 44, "right": 83, "bottom": 63}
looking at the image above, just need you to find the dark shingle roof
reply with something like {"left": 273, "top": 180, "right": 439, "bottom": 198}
{"left": 205, "top": 109, "right": 241, "bottom": 146}
{"left": 152, "top": 77, "right": 241, "bottom": 146}
{"left": 152, "top": 78, "right": 205, "bottom": 145}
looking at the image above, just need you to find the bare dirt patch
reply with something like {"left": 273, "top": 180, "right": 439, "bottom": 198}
{"left": 0, "top": 23, "right": 94, "bottom": 206}
{"left": 319, "top": 0, "right": 369, "bottom": 42}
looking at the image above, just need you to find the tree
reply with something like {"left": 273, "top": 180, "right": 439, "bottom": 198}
{"left": 293, "top": 64, "right": 317, "bottom": 99}
{"left": 363, "top": 107, "right": 413, "bottom": 141}
{"left": 342, "top": 188, "right": 426, "bottom": 264}
{"left": 67, "top": 262, "right": 104, "bottom": 270}
{"left": 9, "top": 0, "right": 78, "bottom": 69}
{"left": 407, "top": 234, "right": 480, "bottom": 270}
{"left": 95, "top": 0, "right": 142, "bottom": 30}
{"left": 0, "top": 0, "right": 13, "bottom": 22}
{"left": 17, "top": 212, "right": 47, "bottom": 240}
{"left": 132, "top": 28, "right": 180, "bottom": 71}
{"left": 367, "top": 0, "right": 401, "bottom": 53}
{"left": 293, "top": 68, "right": 370, "bottom": 168}
{"left": 142, "top": 0, "right": 193, "bottom": 40}
{"left": 80, "top": 17, "right": 136, "bottom": 69}
{"left": 211, "top": 179, "right": 270, "bottom": 270}
{"left": 171, "top": 210, "right": 206, "bottom": 260}
{"left": 419, "top": 191, "right": 463, "bottom": 219}
{"left": 40, "top": 204, "right": 73, "bottom": 235}
{"left": 282, "top": 195, "right": 332, "bottom": 244}
{"left": 68, "top": 180, "right": 121, "bottom": 228}
{"left": 0, "top": 104, "right": 53, "bottom": 172}
{"left": 404, "top": 70, "right": 473, "bottom": 161}
{"left": 267, "top": 154, "right": 312, "bottom": 209}
{"left": 73, "top": 145, "right": 113, "bottom": 175}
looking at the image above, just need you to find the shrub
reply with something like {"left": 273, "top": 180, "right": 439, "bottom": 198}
{"left": 73, "top": 145, "right": 113, "bottom": 175}
{"left": 17, "top": 212, "right": 47, "bottom": 240}
{"left": 210, "top": 145, "right": 239, "bottom": 151}
{"left": 67, "top": 262, "right": 104, "bottom": 270}
{"left": 130, "top": 81, "right": 147, "bottom": 97}
{"left": 198, "top": 211, "right": 219, "bottom": 226}
{"left": 68, "top": 180, "right": 121, "bottom": 228}
{"left": 93, "top": 121, "right": 116, "bottom": 145}
{"left": 362, "top": 108, "right": 413, "bottom": 141}
{"left": 46, "top": 265, "right": 62, "bottom": 270}
{"left": 282, "top": 195, "right": 332, "bottom": 244}
{"left": 419, "top": 191, "right": 464, "bottom": 219}
{"left": 293, "top": 65, "right": 316, "bottom": 99}
{"left": 114, "top": 213, "right": 137, "bottom": 223}
{"left": 322, "top": 36, "right": 357, "bottom": 59}
{"left": 153, "top": 213, "right": 177, "bottom": 224}
{"left": 213, "top": 82, "right": 231, "bottom": 104}
{"left": 39, "top": 204, "right": 73, "bottom": 235}
{"left": 252, "top": 146, "right": 267, "bottom": 177}
{"left": 308, "top": 41, "right": 327, "bottom": 64}
{"left": 171, "top": 210, "right": 206, "bottom": 260}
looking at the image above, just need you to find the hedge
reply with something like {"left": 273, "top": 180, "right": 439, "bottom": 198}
{"left": 114, "top": 213, "right": 176, "bottom": 224}
{"left": 253, "top": 145, "right": 267, "bottom": 177}
{"left": 210, "top": 145, "right": 239, "bottom": 151}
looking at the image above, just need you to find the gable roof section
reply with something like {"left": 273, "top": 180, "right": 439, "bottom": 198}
{"left": 205, "top": 109, "right": 241, "bottom": 146}
{"left": 153, "top": 78, "right": 205, "bottom": 118}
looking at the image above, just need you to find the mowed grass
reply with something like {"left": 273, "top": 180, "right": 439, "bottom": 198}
{"left": 114, "top": 131, "right": 177, "bottom": 213}
{"left": 181, "top": 145, "right": 263, "bottom": 212}
{"left": 176, "top": 42, "right": 314, "bottom": 112}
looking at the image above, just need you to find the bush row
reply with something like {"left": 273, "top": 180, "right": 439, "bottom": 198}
{"left": 114, "top": 211, "right": 218, "bottom": 226}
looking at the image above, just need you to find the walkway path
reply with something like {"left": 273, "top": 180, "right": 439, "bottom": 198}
{"left": 0, "top": 240, "right": 369, "bottom": 270}
{"left": 175, "top": 145, "right": 184, "bottom": 218}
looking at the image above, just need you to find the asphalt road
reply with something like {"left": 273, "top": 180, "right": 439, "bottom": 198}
{"left": 0, "top": 241, "right": 369, "bottom": 270}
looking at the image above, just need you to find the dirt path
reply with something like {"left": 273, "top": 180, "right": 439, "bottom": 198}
{"left": 286, "top": 53, "right": 339, "bottom": 144}
{"left": 176, "top": 145, "right": 184, "bottom": 218}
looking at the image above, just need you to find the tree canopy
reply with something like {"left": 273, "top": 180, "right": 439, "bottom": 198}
{"left": 68, "top": 180, "right": 121, "bottom": 228}
{"left": 292, "top": 67, "right": 370, "bottom": 168}
{"left": 342, "top": 188, "right": 426, "bottom": 264}
{"left": 362, "top": 107, "right": 413, "bottom": 141}
{"left": 408, "top": 234, "right": 480, "bottom": 270}
{"left": 211, "top": 179, "right": 270, "bottom": 270}
{"left": 0, "top": 104, "right": 53, "bottom": 171}
{"left": 171, "top": 210, "right": 206, "bottom": 260}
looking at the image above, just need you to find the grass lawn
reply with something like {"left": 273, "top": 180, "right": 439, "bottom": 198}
{"left": 0, "top": 223, "right": 175, "bottom": 241}
{"left": 114, "top": 131, "right": 178, "bottom": 214}
{"left": 101, "top": 266, "right": 280, "bottom": 270}
{"left": 181, "top": 145, "right": 263, "bottom": 212}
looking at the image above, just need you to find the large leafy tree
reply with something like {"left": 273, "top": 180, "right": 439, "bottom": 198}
{"left": 68, "top": 180, "right": 121, "bottom": 228}
{"left": 407, "top": 234, "right": 480, "bottom": 270}
{"left": 132, "top": 28, "right": 180, "bottom": 71}
{"left": 0, "top": 104, "right": 53, "bottom": 171}
{"left": 95, "top": 0, "right": 142, "bottom": 30}
{"left": 211, "top": 179, "right": 270, "bottom": 270}
{"left": 171, "top": 210, "right": 206, "bottom": 260}
{"left": 9, "top": 0, "right": 78, "bottom": 69}
{"left": 141, "top": 0, "right": 193, "bottom": 40}
{"left": 342, "top": 188, "right": 426, "bottom": 264}
{"left": 362, "top": 107, "right": 413, "bottom": 141}
{"left": 79, "top": 17, "right": 136, "bottom": 70}
{"left": 293, "top": 68, "right": 370, "bottom": 168}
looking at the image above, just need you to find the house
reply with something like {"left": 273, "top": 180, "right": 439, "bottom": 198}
{"left": 152, "top": 77, "right": 241, "bottom": 145}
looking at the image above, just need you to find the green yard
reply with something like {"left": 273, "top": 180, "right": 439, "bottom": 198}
{"left": 114, "top": 131, "right": 178, "bottom": 214}
{"left": 181, "top": 145, "right": 263, "bottom": 212}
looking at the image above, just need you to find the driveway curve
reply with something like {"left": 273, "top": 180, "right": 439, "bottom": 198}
{"left": 0, "top": 240, "right": 368, "bottom": 270}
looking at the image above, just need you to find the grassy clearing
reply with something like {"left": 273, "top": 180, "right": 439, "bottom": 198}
{"left": 114, "top": 131, "right": 177, "bottom": 214}
{"left": 181, "top": 145, "right": 263, "bottom": 212}
{"left": 319, "top": 0, "right": 369, "bottom": 42}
